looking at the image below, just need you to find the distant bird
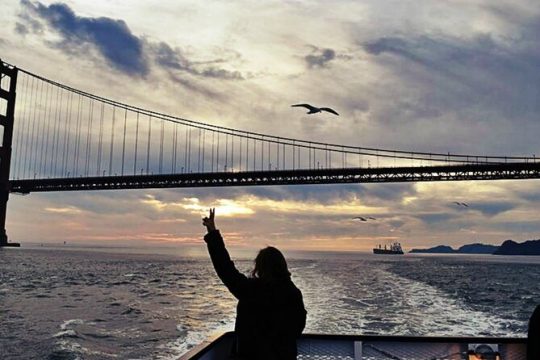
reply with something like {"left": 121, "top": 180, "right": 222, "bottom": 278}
{"left": 453, "top": 201, "right": 469, "bottom": 207}
{"left": 353, "top": 216, "right": 376, "bottom": 222}
{"left": 353, "top": 216, "right": 368, "bottom": 221}
{"left": 292, "top": 104, "right": 339, "bottom": 116}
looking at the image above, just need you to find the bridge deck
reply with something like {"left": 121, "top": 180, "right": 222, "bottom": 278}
{"left": 9, "top": 162, "right": 540, "bottom": 193}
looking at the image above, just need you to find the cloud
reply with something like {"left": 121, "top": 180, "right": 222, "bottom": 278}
{"left": 151, "top": 42, "right": 244, "bottom": 80}
{"left": 14, "top": 22, "right": 29, "bottom": 36}
{"left": 469, "top": 201, "right": 516, "bottom": 217}
{"left": 15, "top": 10, "right": 43, "bottom": 35}
{"left": 415, "top": 212, "right": 456, "bottom": 224}
{"left": 20, "top": 0, "right": 148, "bottom": 76}
{"left": 304, "top": 47, "right": 336, "bottom": 68}
{"left": 18, "top": 1, "right": 247, "bottom": 81}
{"left": 44, "top": 206, "right": 82, "bottom": 214}
{"left": 140, "top": 195, "right": 254, "bottom": 217}
{"left": 362, "top": 32, "right": 540, "bottom": 119}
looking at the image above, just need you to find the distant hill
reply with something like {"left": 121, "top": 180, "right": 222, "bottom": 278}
{"left": 409, "top": 243, "right": 498, "bottom": 254}
{"left": 494, "top": 239, "right": 540, "bottom": 255}
{"left": 409, "top": 245, "right": 455, "bottom": 253}
{"left": 456, "top": 243, "right": 499, "bottom": 254}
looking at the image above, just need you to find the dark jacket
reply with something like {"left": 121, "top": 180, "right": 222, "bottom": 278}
{"left": 204, "top": 230, "right": 307, "bottom": 360}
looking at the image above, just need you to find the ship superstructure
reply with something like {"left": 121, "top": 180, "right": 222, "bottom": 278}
{"left": 373, "top": 242, "right": 404, "bottom": 255}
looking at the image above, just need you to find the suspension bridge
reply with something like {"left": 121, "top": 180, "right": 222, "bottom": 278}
{"left": 0, "top": 59, "right": 539, "bottom": 246}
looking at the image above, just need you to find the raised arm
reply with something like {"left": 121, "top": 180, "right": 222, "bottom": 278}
{"left": 202, "top": 208, "right": 249, "bottom": 299}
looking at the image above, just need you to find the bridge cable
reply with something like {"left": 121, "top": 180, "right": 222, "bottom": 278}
{"left": 13, "top": 74, "right": 27, "bottom": 179}
{"left": 298, "top": 143, "right": 301, "bottom": 170}
{"left": 253, "top": 139, "right": 257, "bottom": 171}
{"left": 121, "top": 108, "right": 127, "bottom": 176}
{"left": 210, "top": 130, "right": 214, "bottom": 172}
{"left": 268, "top": 140, "right": 271, "bottom": 170}
{"left": 197, "top": 128, "right": 201, "bottom": 173}
{"left": 146, "top": 115, "right": 151, "bottom": 175}
{"left": 62, "top": 91, "right": 73, "bottom": 177}
{"left": 45, "top": 83, "right": 58, "bottom": 176}
{"left": 239, "top": 134, "right": 243, "bottom": 171}
{"left": 202, "top": 129, "right": 206, "bottom": 172}
{"left": 52, "top": 87, "right": 63, "bottom": 177}
{"left": 188, "top": 127, "right": 192, "bottom": 173}
{"left": 97, "top": 102, "right": 104, "bottom": 176}
{"left": 184, "top": 125, "right": 188, "bottom": 173}
{"left": 73, "top": 94, "right": 82, "bottom": 176}
{"left": 84, "top": 99, "right": 94, "bottom": 176}
{"left": 33, "top": 80, "right": 46, "bottom": 177}
{"left": 40, "top": 81, "right": 52, "bottom": 177}
{"left": 261, "top": 136, "right": 265, "bottom": 171}
{"left": 231, "top": 133, "right": 234, "bottom": 171}
{"left": 13, "top": 64, "right": 539, "bottom": 176}
{"left": 35, "top": 79, "right": 45, "bottom": 176}
{"left": 134, "top": 111, "right": 139, "bottom": 175}
{"left": 225, "top": 133, "right": 228, "bottom": 172}
{"left": 159, "top": 118, "right": 164, "bottom": 174}
{"left": 244, "top": 136, "right": 248, "bottom": 171}
{"left": 109, "top": 106, "right": 116, "bottom": 176}
{"left": 172, "top": 123, "right": 177, "bottom": 173}
{"left": 29, "top": 80, "right": 43, "bottom": 178}
{"left": 10, "top": 63, "right": 535, "bottom": 165}
{"left": 233, "top": 133, "right": 236, "bottom": 171}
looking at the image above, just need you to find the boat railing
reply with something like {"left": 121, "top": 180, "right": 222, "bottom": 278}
{"left": 179, "top": 331, "right": 527, "bottom": 360}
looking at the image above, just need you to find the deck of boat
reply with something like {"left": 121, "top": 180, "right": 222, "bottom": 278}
{"left": 179, "top": 332, "right": 526, "bottom": 359}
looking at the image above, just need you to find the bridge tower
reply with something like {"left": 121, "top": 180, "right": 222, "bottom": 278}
{"left": 0, "top": 61, "right": 20, "bottom": 247}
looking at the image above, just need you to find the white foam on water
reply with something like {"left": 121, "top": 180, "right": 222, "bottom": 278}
{"left": 282, "top": 261, "right": 526, "bottom": 337}
{"left": 293, "top": 262, "right": 357, "bottom": 334}
{"left": 156, "top": 319, "right": 235, "bottom": 360}
{"left": 53, "top": 329, "right": 78, "bottom": 338}
{"left": 60, "top": 318, "right": 84, "bottom": 330}
{"left": 363, "top": 267, "right": 526, "bottom": 337}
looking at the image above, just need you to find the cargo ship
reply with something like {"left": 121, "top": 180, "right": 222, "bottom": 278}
{"left": 373, "top": 242, "right": 404, "bottom": 255}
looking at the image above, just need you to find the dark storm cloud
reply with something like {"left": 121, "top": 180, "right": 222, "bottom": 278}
{"left": 362, "top": 31, "right": 540, "bottom": 118}
{"left": 304, "top": 47, "right": 336, "bottom": 68}
{"left": 18, "top": 1, "right": 247, "bottom": 82}
{"left": 20, "top": 0, "right": 148, "bottom": 76}
{"left": 469, "top": 201, "right": 516, "bottom": 217}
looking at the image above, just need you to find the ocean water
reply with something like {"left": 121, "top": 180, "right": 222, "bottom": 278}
{"left": 1, "top": 246, "right": 539, "bottom": 359}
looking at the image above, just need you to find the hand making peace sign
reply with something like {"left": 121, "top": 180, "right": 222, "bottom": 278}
{"left": 202, "top": 208, "right": 216, "bottom": 232}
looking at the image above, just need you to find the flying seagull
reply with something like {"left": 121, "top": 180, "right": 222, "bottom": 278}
{"left": 292, "top": 104, "right": 339, "bottom": 116}
{"left": 353, "top": 216, "right": 368, "bottom": 221}
{"left": 353, "top": 216, "right": 376, "bottom": 221}
{"left": 453, "top": 201, "right": 469, "bottom": 207}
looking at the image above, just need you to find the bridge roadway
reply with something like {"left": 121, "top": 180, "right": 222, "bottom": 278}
{"left": 9, "top": 162, "right": 540, "bottom": 193}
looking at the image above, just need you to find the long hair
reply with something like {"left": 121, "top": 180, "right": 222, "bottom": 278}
{"left": 251, "top": 246, "right": 291, "bottom": 281}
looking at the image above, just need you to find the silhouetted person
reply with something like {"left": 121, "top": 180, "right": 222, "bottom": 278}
{"left": 202, "top": 208, "right": 307, "bottom": 360}
{"left": 528, "top": 305, "right": 540, "bottom": 360}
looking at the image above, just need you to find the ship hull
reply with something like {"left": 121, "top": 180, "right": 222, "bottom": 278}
{"left": 373, "top": 248, "right": 403, "bottom": 255}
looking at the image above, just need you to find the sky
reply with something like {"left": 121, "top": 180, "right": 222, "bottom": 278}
{"left": 1, "top": 0, "right": 540, "bottom": 251}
